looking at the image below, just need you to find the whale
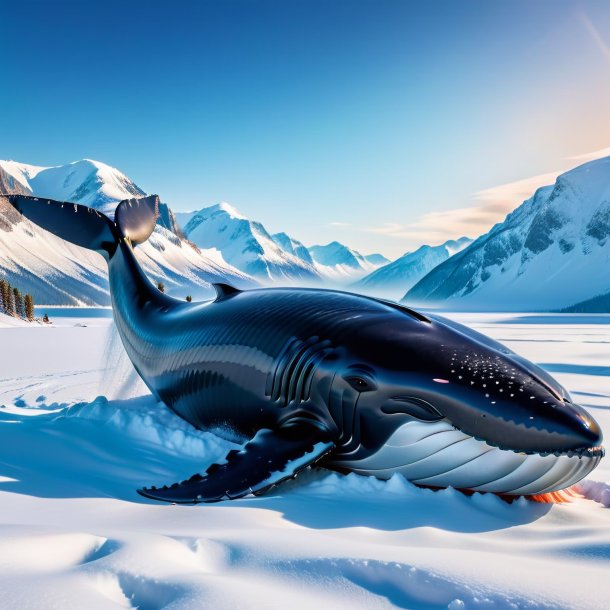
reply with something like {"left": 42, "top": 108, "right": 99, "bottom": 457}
{"left": 5, "top": 193, "right": 604, "bottom": 503}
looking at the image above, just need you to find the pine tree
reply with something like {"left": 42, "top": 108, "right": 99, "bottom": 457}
{"left": 0, "top": 280, "right": 11, "bottom": 315}
{"left": 157, "top": 281, "right": 165, "bottom": 293}
{"left": 0, "top": 280, "right": 5, "bottom": 313}
{"left": 5, "top": 283, "right": 15, "bottom": 317}
{"left": 24, "top": 294, "right": 34, "bottom": 321}
{"left": 13, "top": 287, "right": 24, "bottom": 318}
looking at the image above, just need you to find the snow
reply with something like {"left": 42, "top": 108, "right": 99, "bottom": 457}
{"left": 0, "top": 160, "right": 48, "bottom": 190}
{"left": 271, "top": 232, "right": 315, "bottom": 265}
{"left": 0, "top": 162, "right": 256, "bottom": 305}
{"left": 0, "top": 159, "right": 146, "bottom": 214}
{"left": 308, "top": 242, "right": 389, "bottom": 285}
{"left": 173, "top": 211, "right": 199, "bottom": 230}
{"left": 406, "top": 155, "right": 610, "bottom": 311}
{"left": 309, "top": 241, "right": 380, "bottom": 273}
{"left": 183, "top": 203, "right": 321, "bottom": 283}
{"left": 0, "top": 200, "right": 111, "bottom": 305}
{"left": 0, "top": 312, "right": 609, "bottom": 608}
{"left": 2, "top": 158, "right": 393, "bottom": 302}
{"left": 210, "top": 202, "right": 247, "bottom": 220}
{"left": 178, "top": 208, "right": 389, "bottom": 286}
{"left": 23, "top": 159, "right": 146, "bottom": 215}
{"left": 578, "top": 479, "right": 610, "bottom": 508}
{"left": 405, "top": 157, "right": 610, "bottom": 311}
{"left": 0, "top": 201, "right": 252, "bottom": 305}
{"left": 0, "top": 311, "right": 31, "bottom": 328}
{"left": 353, "top": 238, "right": 472, "bottom": 301}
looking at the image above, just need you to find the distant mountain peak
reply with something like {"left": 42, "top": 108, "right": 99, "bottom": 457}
{"left": 308, "top": 241, "right": 388, "bottom": 281}
{"left": 206, "top": 202, "right": 247, "bottom": 220}
{"left": 271, "top": 232, "right": 314, "bottom": 265}
{"left": 182, "top": 204, "right": 320, "bottom": 282}
{"left": 0, "top": 158, "right": 146, "bottom": 215}
{"left": 352, "top": 236, "right": 472, "bottom": 301}
{"left": 308, "top": 241, "right": 363, "bottom": 269}
{"left": 364, "top": 253, "right": 390, "bottom": 266}
{"left": 0, "top": 158, "right": 255, "bottom": 306}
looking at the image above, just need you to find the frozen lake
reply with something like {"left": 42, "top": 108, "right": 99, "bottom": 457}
{"left": 34, "top": 306, "right": 113, "bottom": 322}
{"left": 0, "top": 312, "right": 609, "bottom": 609}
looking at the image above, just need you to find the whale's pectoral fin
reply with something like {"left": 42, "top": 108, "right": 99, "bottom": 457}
{"left": 137, "top": 419, "right": 335, "bottom": 503}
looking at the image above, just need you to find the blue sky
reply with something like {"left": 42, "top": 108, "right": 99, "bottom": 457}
{"left": 2, "top": 0, "right": 610, "bottom": 257}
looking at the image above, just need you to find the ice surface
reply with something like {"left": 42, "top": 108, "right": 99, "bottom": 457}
{"left": 0, "top": 313, "right": 609, "bottom": 608}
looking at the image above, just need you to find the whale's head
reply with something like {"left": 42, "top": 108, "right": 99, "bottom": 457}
{"left": 328, "top": 305, "right": 603, "bottom": 495}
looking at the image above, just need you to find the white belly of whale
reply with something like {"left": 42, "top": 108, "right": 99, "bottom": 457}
{"left": 337, "top": 421, "right": 601, "bottom": 495}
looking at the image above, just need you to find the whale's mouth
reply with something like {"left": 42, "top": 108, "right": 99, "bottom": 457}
{"left": 331, "top": 420, "right": 605, "bottom": 496}
{"left": 535, "top": 445, "right": 604, "bottom": 459}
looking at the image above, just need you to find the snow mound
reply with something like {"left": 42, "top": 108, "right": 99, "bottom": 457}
{"left": 62, "top": 395, "right": 236, "bottom": 462}
{"left": 577, "top": 479, "right": 610, "bottom": 507}
{"left": 0, "top": 312, "right": 32, "bottom": 328}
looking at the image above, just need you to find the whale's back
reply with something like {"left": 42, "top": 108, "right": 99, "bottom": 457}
{"left": 121, "top": 287, "right": 392, "bottom": 434}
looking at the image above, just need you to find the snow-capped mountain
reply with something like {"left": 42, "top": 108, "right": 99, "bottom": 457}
{"left": 363, "top": 253, "right": 390, "bottom": 266}
{"left": 1, "top": 159, "right": 145, "bottom": 214}
{"left": 352, "top": 237, "right": 472, "bottom": 300}
{"left": 0, "top": 164, "right": 30, "bottom": 198}
{"left": 404, "top": 155, "right": 610, "bottom": 311}
{"left": 2, "top": 159, "right": 182, "bottom": 234}
{"left": 182, "top": 203, "right": 321, "bottom": 283}
{"left": 0, "top": 160, "right": 253, "bottom": 305}
{"left": 0, "top": 169, "right": 110, "bottom": 305}
{"left": 308, "top": 241, "right": 389, "bottom": 282}
{"left": 173, "top": 210, "right": 199, "bottom": 231}
{"left": 271, "top": 232, "right": 314, "bottom": 265}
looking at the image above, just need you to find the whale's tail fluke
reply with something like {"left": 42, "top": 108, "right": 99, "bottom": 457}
{"left": 114, "top": 195, "right": 160, "bottom": 246}
{"left": 4, "top": 194, "right": 160, "bottom": 258}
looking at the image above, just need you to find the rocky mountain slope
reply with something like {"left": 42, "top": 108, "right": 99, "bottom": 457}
{"left": 182, "top": 203, "right": 321, "bottom": 283}
{"left": 271, "top": 232, "right": 314, "bottom": 265}
{"left": 405, "top": 156, "right": 610, "bottom": 311}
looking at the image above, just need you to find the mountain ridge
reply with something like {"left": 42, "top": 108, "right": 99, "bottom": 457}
{"left": 182, "top": 203, "right": 321, "bottom": 282}
{"left": 352, "top": 237, "right": 471, "bottom": 300}
{"left": 0, "top": 159, "right": 254, "bottom": 305}
{"left": 404, "top": 155, "right": 610, "bottom": 311}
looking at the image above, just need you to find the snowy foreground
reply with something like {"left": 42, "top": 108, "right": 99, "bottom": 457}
{"left": 0, "top": 313, "right": 609, "bottom": 609}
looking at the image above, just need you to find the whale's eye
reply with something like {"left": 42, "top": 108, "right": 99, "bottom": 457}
{"left": 345, "top": 376, "right": 376, "bottom": 392}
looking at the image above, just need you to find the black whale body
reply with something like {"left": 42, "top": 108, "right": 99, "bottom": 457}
{"left": 5, "top": 194, "right": 604, "bottom": 503}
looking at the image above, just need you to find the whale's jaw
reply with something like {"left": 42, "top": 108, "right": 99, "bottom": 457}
{"left": 331, "top": 420, "right": 604, "bottom": 496}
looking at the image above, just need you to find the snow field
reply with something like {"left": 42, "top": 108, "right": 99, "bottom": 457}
{"left": 0, "top": 313, "right": 609, "bottom": 608}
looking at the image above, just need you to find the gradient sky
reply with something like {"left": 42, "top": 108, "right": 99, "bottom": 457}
{"left": 2, "top": 0, "right": 610, "bottom": 258}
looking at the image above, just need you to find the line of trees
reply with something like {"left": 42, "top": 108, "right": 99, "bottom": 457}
{"left": 0, "top": 279, "right": 35, "bottom": 321}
